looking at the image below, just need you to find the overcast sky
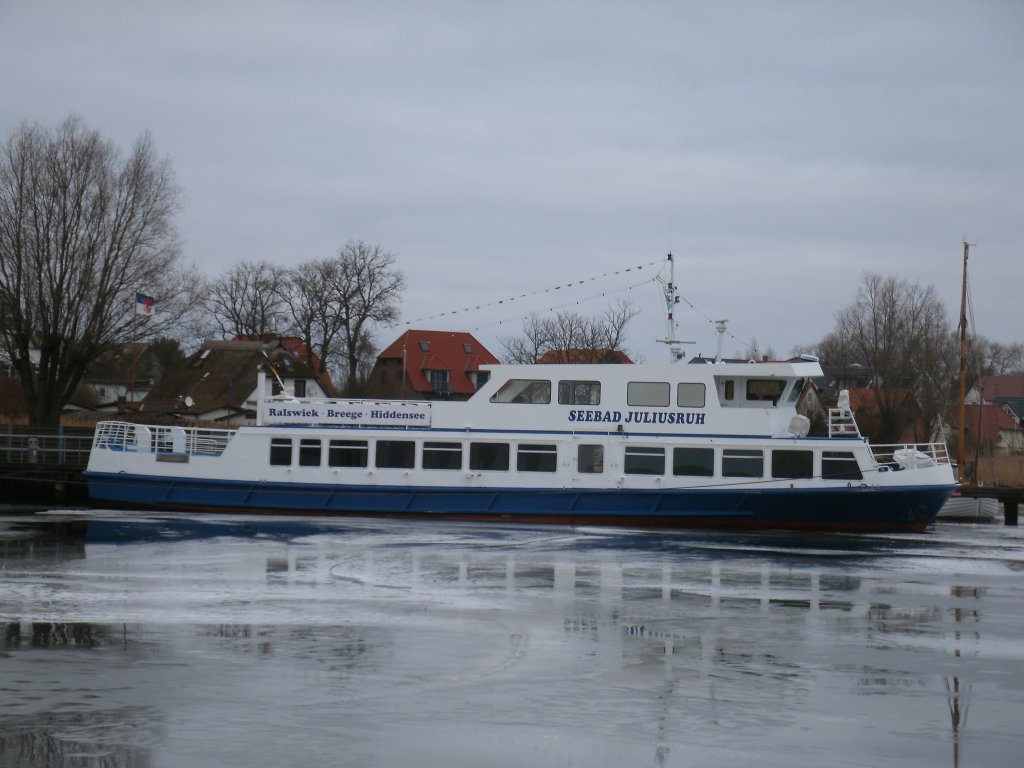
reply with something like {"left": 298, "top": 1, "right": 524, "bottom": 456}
{"left": 2, "top": 0, "right": 1021, "bottom": 363}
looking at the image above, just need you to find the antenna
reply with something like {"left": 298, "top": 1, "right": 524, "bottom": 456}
{"left": 655, "top": 252, "right": 695, "bottom": 363}
{"left": 714, "top": 319, "right": 729, "bottom": 363}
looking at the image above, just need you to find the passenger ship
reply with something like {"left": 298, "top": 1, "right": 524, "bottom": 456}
{"left": 85, "top": 358, "right": 957, "bottom": 531}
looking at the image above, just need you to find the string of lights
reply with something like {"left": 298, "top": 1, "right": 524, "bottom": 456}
{"left": 391, "top": 255, "right": 757, "bottom": 353}
{"left": 391, "top": 260, "right": 661, "bottom": 328}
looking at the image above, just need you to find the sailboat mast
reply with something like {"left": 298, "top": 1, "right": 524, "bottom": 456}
{"left": 957, "top": 241, "right": 969, "bottom": 484}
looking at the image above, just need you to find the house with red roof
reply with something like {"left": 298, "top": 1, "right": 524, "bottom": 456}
{"left": 967, "top": 375, "right": 1024, "bottom": 404}
{"left": 943, "top": 403, "right": 1024, "bottom": 455}
{"left": 369, "top": 330, "right": 500, "bottom": 400}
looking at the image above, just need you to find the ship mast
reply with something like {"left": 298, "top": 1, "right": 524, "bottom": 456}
{"left": 656, "top": 252, "right": 694, "bottom": 363}
{"left": 957, "top": 241, "right": 969, "bottom": 484}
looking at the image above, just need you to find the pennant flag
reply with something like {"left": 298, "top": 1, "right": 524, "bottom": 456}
{"left": 135, "top": 292, "right": 156, "bottom": 317}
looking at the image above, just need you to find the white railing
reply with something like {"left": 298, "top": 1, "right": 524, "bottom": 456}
{"left": 93, "top": 421, "right": 235, "bottom": 457}
{"left": 869, "top": 442, "right": 952, "bottom": 469}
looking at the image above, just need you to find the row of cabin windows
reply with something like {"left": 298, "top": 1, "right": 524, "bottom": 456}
{"left": 269, "top": 438, "right": 862, "bottom": 480}
{"left": 491, "top": 380, "right": 707, "bottom": 408}
{"left": 270, "top": 438, "right": 558, "bottom": 473}
{"left": 622, "top": 447, "right": 860, "bottom": 479}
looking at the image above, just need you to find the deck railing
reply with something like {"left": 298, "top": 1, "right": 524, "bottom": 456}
{"left": 93, "top": 421, "right": 235, "bottom": 457}
{"left": 869, "top": 441, "right": 952, "bottom": 469}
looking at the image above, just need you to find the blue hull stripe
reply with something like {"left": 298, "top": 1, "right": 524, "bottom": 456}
{"left": 85, "top": 471, "right": 954, "bottom": 530}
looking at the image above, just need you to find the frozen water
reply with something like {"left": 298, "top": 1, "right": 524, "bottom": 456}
{"left": 2, "top": 511, "right": 1023, "bottom": 767}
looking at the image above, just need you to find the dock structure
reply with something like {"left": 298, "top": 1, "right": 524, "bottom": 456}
{"left": 0, "top": 424, "right": 1021, "bottom": 524}
{"left": 0, "top": 425, "right": 94, "bottom": 506}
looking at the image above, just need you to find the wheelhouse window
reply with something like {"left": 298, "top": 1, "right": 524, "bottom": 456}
{"left": 423, "top": 441, "right": 462, "bottom": 470}
{"left": 470, "top": 442, "right": 510, "bottom": 471}
{"left": 627, "top": 382, "right": 670, "bottom": 407}
{"left": 376, "top": 440, "right": 415, "bottom": 469}
{"left": 722, "top": 448, "right": 763, "bottom": 478}
{"left": 771, "top": 449, "right": 813, "bottom": 479}
{"left": 517, "top": 443, "right": 557, "bottom": 472}
{"left": 746, "top": 379, "right": 787, "bottom": 404}
{"left": 298, "top": 438, "right": 321, "bottom": 467}
{"left": 578, "top": 445, "right": 604, "bottom": 474}
{"left": 673, "top": 447, "right": 714, "bottom": 476}
{"left": 328, "top": 439, "right": 368, "bottom": 468}
{"left": 677, "top": 383, "right": 706, "bottom": 408}
{"left": 558, "top": 380, "right": 601, "bottom": 405}
{"left": 822, "top": 451, "right": 862, "bottom": 480}
{"left": 269, "top": 438, "right": 292, "bottom": 466}
{"left": 490, "top": 379, "right": 551, "bottom": 404}
{"left": 788, "top": 378, "right": 805, "bottom": 403}
{"left": 624, "top": 446, "right": 665, "bottom": 475}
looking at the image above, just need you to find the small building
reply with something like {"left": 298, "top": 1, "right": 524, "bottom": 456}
{"left": 943, "top": 403, "right": 1024, "bottom": 456}
{"left": 369, "top": 330, "right": 499, "bottom": 400}
{"left": 140, "top": 338, "right": 332, "bottom": 424}
{"left": 966, "top": 374, "right": 1024, "bottom": 404}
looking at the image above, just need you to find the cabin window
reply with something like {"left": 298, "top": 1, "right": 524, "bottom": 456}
{"left": 294, "top": 379, "right": 307, "bottom": 397}
{"left": 822, "top": 451, "right": 862, "bottom": 480}
{"left": 746, "top": 379, "right": 787, "bottom": 404}
{"left": 490, "top": 379, "right": 551, "bottom": 404}
{"left": 578, "top": 445, "right": 604, "bottom": 473}
{"left": 423, "top": 441, "right": 462, "bottom": 470}
{"left": 558, "top": 380, "right": 601, "bottom": 405}
{"left": 771, "top": 450, "right": 813, "bottom": 479}
{"left": 470, "top": 442, "right": 510, "bottom": 471}
{"left": 299, "top": 438, "right": 321, "bottom": 467}
{"left": 673, "top": 447, "right": 714, "bottom": 476}
{"left": 722, "top": 449, "right": 763, "bottom": 478}
{"left": 328, "top": 439, "right": 368, "bottom": 468}
{"left": 624, "top": 446, "right": 665, "bottom": 475}
{"left": 627, "top": 382, "right": 670, "bottom": 407}
{"left": 724, "top": 381, "right": 735, "bottom": 401}
{"left": 517, "top": 443, "right": 557, "bottom": 472}
{"left": 788, "top": 378, "right": 805, "bottom": 403}
{"left": 677, "top": 383, "right": 706, "bottom": 408}
{"left": 269, "top": 438, "right": 292, "bottom": 466}
{"left": 376, "top": 440, "right": 415, "bottom": 469}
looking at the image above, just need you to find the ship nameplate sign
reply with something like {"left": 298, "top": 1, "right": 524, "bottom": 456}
{"left": 262, "top": 400, "right": 432, "bottom": 427}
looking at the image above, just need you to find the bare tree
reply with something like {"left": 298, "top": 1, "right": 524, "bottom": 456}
{"left": 328, "top": 241, "right": 405, "bottom": 394}
{"left": 819, "top": 272, "right": 952, "bottom": 443}
{"left": 204, "top": 260, "right": 288, "bottom": 338}
{"left": 279, "top": 257, "right": 348, "bottom": 382}
{"left": 0, "top": 116, "right": 195, "bottom": 425}
{"left": 500, "top": 299, "right": 639, "bottom": 363}
{"left": 979, "top": 338, "right": 1024, "bottom": 376}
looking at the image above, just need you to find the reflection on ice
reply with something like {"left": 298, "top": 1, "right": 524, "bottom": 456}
{"left": 0, "top": 514, "right": 1022, "bottom": 768}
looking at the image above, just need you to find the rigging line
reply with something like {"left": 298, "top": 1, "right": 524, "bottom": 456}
{"left": 389, "top": 259, "right": 661, "bottom": 328}
{"left": 654, "top": 264, "right": 757, "bottom": 352}
{"left": 467, "top": 274, "right": 660, "bottom": 332}
{"left": 674, "top": 288, "right": 756, "bottom": 352}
